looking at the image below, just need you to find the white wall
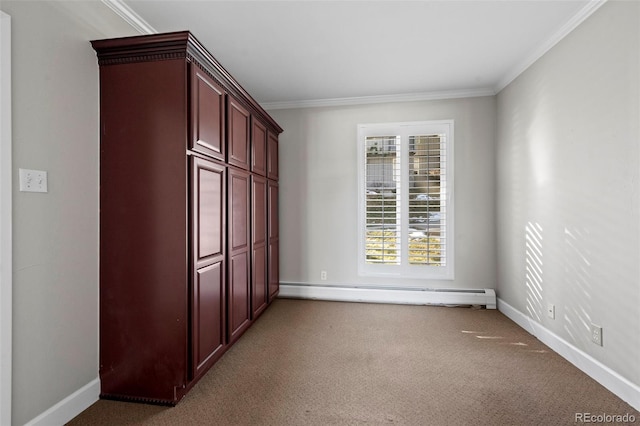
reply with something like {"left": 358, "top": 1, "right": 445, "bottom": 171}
{"left": 268, "top": 96, "right": 496, "bottom": 290}
{"left": 0, "top": 2, "right": 138, "bottom": 424}
{"left": 496, "top": 0, "right": 640, "bottom": 393}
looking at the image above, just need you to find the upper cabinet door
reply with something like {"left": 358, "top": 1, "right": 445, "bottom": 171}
{"left": 228, "top": 98, "right": 250, "bottom": 170}
{"left": 251, "top": 118, "right": 267, "bottom": 176}
{"left": 191, "top": 66, "right": 225, "bottom": 161}
{"left": 267, "top": 131, "right": 279, "bottom": 180}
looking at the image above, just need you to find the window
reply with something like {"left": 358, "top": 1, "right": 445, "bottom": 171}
{"left": 357, "top": 120, "right": 454, "bottom": 279}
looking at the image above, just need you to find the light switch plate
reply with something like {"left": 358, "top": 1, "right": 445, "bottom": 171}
{"left": 19, "top": 168, "right": 48, "bottom": 193}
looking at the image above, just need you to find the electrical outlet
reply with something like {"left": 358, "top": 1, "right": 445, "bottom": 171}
{"left": 320, "top": 270, "right": 327, "bottom": 281}
{"left": 591, "top": 324, "right": 603, "bottom": 346}
{"left": 19, "top": 168, "right": 48, "bottom": 193}
{"left": 547, "top": 304, "right": 555, "bottom": 319}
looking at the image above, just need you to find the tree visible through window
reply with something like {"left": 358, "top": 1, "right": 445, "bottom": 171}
{"left": 358, "top": 121, "right": 454, "bottom": 279}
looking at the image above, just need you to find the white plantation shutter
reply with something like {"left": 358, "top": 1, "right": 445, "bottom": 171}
{"left": 365, "top": 135, "right": 401, "bottom": 265}
{"left": 358, "top": 121, "right": 454, "bottom": 279}
{"left": 407, "top": 135, "right": 446, "bottom": 266}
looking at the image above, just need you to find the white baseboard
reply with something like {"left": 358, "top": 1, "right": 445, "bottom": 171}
{"left": 25, "top": 378, "right": 99, "bottom": 426}
{"left": 279, "top": 283, "right": 497, "bottom": 309}
{"left": 498, "top": 298, "right": 640, "bottom": 412}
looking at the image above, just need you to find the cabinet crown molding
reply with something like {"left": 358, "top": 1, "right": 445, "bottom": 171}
{"left": 91, "top": 31, "right": 282, "bottom": 134}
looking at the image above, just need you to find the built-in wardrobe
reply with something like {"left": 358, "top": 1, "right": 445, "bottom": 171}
{"left": 92, "top": 31, "right": 281, "bottom": 405}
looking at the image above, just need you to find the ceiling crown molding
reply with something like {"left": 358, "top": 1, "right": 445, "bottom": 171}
{"left": 494, "top": 0, "right": 607, "bottom": 93}
{"left": 100, "top": 0, "right": 607, "bottom": 109}
{"left": 101, "top": 0, "right": 157, "bottom": 35}
{"left": 261, "top": 88, "right": 496, "bottom": 111}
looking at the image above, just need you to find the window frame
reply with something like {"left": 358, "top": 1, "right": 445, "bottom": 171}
{"left": 357, "top": 120, "right": 454, "bottom": 280}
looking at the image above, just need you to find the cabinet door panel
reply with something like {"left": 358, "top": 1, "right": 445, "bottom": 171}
{"left": 267, "top": 131, "right": 279, "bottom": 180}
{"left": 252, "top": 176, "right": 267, "bottom": 246}
{"left": 253, "top": 245, "right": 267, "bottom": 317}
{"left": 252, "top": 118, "right": 267, "bottom": 176}
{"left": 229, "top": 169, "right": 249, "bottom": 252}
{"left": 228, "top": 168, "right": 251, "bottom": 342}
{"left": 268, "top": 181, "right": 279, "bottom": 240}
{"left": 252, "top": 176, "right": 268, "bottom": 317}
{"left": 192, "top": 157, "right": 225, "bottom": 269}
{"left": 192, "top": 261, "right": 225, "bottom": 377}
{"left": 190, "top": 156, "right": 226, "bottom": 379}
{"left": 268, "top": 181, "right": 279, "bottom": 300}
{"left": 268, "top": 239, "right": 279, "bottom": 300}
{"left": 229, "top": 251, "right": 250, "bottom": 341}
{"left": 191, "top": 66, "right": 225, "bottom": 160}
{"left": 228, "top": 98, "right": 250, "bottom": 170}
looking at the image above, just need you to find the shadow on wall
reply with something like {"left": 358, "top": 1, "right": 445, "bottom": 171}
{"left": 525, "top": 221, "right": 544, "bottom": 322}
{"left": 561, "top": 216, "right": 639, "bottom": 375}
{"left": 525, "top": 210, "right": 639, "bottom": 379}
{"left": 562, "top": 226, "right": 594, "bottom": 348}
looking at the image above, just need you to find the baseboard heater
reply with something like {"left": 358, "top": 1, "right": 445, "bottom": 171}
{"left": 278, "top": 284, "right": 497, "bottom": 309}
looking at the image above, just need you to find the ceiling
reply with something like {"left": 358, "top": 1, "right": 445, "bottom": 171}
{"left": 118, "top": 0, "right": 604, "bottom": 108}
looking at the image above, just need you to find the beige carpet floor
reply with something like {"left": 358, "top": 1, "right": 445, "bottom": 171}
{"left": 68, "top": 299, "right": 639, "bottom": 425}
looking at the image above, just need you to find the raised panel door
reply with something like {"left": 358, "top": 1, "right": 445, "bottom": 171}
{"left": 267, "top": 131, "right": 279, "bottom": 180}
{"left": 253, "top": 245, "right": 267, "bottom": 316}
{"left": 192, "top": 262, "right": 225, "bottom": 378}
{"left": 191, "top": 157, "right": 226, "bottom": 378}
{"left": 228, "top": 98, "right": 250, "bottom": 170}
{"left": 252, "top": 118, "right": 267, "bottom": 176}
{"left": 252, "top": 176, "right": 267, "bottom": 246}
{"left": 192, "top": 157, "right": 225, "bottom": 268}
{"left": 268, "top": 240, "right": 279, "bottom": 300}
{"left": 268, "top": 180, "right": 279, "bottom": 240}
{"left": 229, "top": 251, "right": 250, "bottom": 341}
{"left": 229, "top": 169, "right": 249, "bottom": 252}
{"left": 268, "top": 180, "right": 279, "bottom": 300}
{"left": 191, "top": 66, "right": 225, "bottom": 161}
{"left": 252, "top": 176, "right": 268, "bottom": 317}
{"left": 228, "top": 168, "right": 251, "bottom": 342}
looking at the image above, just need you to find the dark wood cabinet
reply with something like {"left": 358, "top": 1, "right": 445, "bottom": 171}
{"left": 92, "top": 31, "right": 281, "bottom": 405}
{"left": 252, "top": 175, "right": 268, "bottom": 317}
{"left": 268, "top": 180, "right": 280, "bottom": 299}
